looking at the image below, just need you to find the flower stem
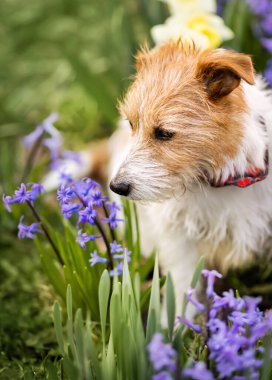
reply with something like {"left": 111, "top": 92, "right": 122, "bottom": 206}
{"left": 26, "top": 200, "right": 64, "bottom": 266}
{"left": 102, "top": 201, "right": 116, "bottom": 242}
{"left": 75, "top": 194, "right": 113, "bottom": 271}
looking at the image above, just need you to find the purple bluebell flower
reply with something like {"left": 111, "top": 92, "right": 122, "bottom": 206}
{"left": 42, "top": 112, "right": 59, "bottom": 129}
{"left": 57, "top": 184, "right": 75, "bottom": 204}
{"left": 247, "top": 0, "right": 272, "bottom": 15}
{"left": 244, "top": 296, "right": 262, "bottom": 313}
{"left": 264, "top": 59, "right": 272, "bottom": 86}
{"left": 250, "top": 311, "right": 272, "bottom": 344}
{"left": 101, "top": 211, "right": 123, "bottom": 229}
{"left": 76, "top": 230, "right": 97, "bottom": 249}
{"left": 112, "top": 247, "right": 132, "bottom": 262}
{"left": 89, "top": 250, "right": 108, "bottom": 266}
{"left": 58, "top": 170, "right": 73, "bottom": 185}
{"left": 28, "top": 183, "right": 44, "bottom": 200}
{"left": 78, "top": 203, "right": 98, "bottom": 225}
{"left": 2, "top": 194, "right": 16, "bottom": 212}
{"left": 17, "top": 216, "right": 42, "bottom": 239}
{"left": 89, "top": 190, "right": 108, "bottom": 207}
{"left": 214, "top": 348, "right": 242, "bottom": 378}
{"left": 261, "top": 13, "right": 272, "bottom": 34}
{"left": 147, "top": 333, "right": 177, "bottom": 373}
{"left": 186, "top": 288, "right": 205, "bottom": 312}
{"left": 202, "top": 269, "right": 222, "bottom": 297}
{"left": 261, "top": 38, "right": 272, "bottom": 52}
{"left": 62, "top": 150, "right": 82, "bottom": 164}
{"left": 212, "top": 289, "right": 244, "bottom": 311}
{"left": 3, "top": 183, "right": 44, "bottom": 212}
{"left": 23, "top": 113, "right": 62, "bottom": 166}
{"left": 109, "top": 261, "right": 124, "bottom": 277}
{"left": 23, "top": 125, "right": 44, "bottom": 148}
{"left": 76, "top": 177, "right": 100, "bottom": 197}
{"left": 106, "top": 201, "right": 122, "bottom": 214}
{"left": 113, "top": 255, "right": 131, "bottom": 263}
{"left": 182, "top": 317, "right": 202, "bottom": 333}
{"left": 182, "top": 362, "right": 214, "bottom": 380}
{"left": 44, "top": 136, "right": 62, "bottom": 163}
{"left": 61, "top": 203, "right": 81, "bottom": 219}
{"left": 207, "top": 318, "right": 228, "bottom": 349}
{"left": 13, "top": 183, "right": 34, "bottom": 204}
{"left": 110, "top": 240, "right": 123, "bottom": 254}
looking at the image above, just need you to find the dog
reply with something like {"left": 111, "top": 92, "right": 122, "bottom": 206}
{"left": 108, "top": 39, "right": 272, "bottom": 309}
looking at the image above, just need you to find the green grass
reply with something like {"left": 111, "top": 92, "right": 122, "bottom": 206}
{"left": 0, "top": 238, "right": 58, "bottom": 379}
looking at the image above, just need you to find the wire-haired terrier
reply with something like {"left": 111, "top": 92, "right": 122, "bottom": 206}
{"left": 109, "top": 40, "right": 272, "bottom": 309}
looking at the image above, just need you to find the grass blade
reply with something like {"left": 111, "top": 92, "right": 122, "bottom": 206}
{"left": 146, "top": 255, "right": 160, "bottom": 343}
{"left": 99, "top": 270, "right": 111, "bottom": 348}
{"left": 166, "top": 273, "right": 175, "bottom": 341}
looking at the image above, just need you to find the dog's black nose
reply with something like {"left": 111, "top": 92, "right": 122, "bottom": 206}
{"left": 110, "top": 181, "right": 131, "bottom": 196}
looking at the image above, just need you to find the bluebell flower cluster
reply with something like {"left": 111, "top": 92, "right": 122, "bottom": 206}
{"left": 23, "top": 113, "right": 82, "bottom": 169}
{"left": 17, "top": 215, "right": 42, "bottom": 239}
{"left": 56, "top": 177, "right": 130, "bottom": 274}
{"left": 183, "top": 362, "right": 214, "bottom": 380}
{"left": 181, "top": 269, "right": 272, "bottom": 379}
{"left": 89, "top": 250, "right": 108, "bottom": 266}
{"left": 56, "top": 177, "right": 124, "bottom": 229}
{"left": 148, "top": 269, "right": 272, "bottom": 380}
{"left": 3, "top": 174, "right": 128, "bottom": 274}
{"left": 246, "top": 0, "right": 272, "bottom": 85}
{"left": 3, "top": 183, "right": 44, "bottom": 212}
{"left": 147, "top": 333, "right": 177, "bottom": 380}
{"left": 2, "top": 183, "right": 44, "bottom": 239}
{"left": 76, "top": 229, "right": 98, "bottom": 249}
{"left": 89, "top": 245, "right": 131, "bottom": 277}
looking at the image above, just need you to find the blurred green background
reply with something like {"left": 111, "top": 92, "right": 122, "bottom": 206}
{"left": 0, "top": 0, "right": 168, "bottom": 146}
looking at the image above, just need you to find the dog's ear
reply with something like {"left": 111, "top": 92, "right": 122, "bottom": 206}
{"left": 196, "top": 49, "right": 255, "bottom": 100}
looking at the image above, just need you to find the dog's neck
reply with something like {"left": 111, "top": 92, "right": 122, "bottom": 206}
{"left": 210, "top": 116, "right": 269, "bottom": 188}
{"left": 210, "top": 78, "right": 271, "bottom": 188}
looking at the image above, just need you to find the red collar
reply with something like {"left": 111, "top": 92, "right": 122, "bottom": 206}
{"left": 209, "top": 150, "right": 269, "bottom": 188}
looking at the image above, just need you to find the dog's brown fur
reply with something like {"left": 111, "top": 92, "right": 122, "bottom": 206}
{"left": 119, "top": 40, "right": 255, "bottom": 185}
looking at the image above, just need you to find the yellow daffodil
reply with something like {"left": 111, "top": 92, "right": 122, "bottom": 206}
{"left": 151, "top": 0, "right": 234, "bottom": 49}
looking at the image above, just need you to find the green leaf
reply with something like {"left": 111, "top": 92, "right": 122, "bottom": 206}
{"left": 74, "top": 309, "right": 85, "bottom": 378}
{"left": 53, "top": 302, "right": 65, "bottom": 356}
{"left": 66, "top": 285, "right": 78, "bottom": 363}
{"left": 85, "top": 319, "right": 101, "bottom": 379}
{"left": 36, "top": 238, "right": 66, "bottom": 300}
{"left": 146, "top": 255, "right": 161, "bottom": 342}
{"left": 166, "top": 273, "right": 175, "bottom": 341}
{"left": 181, "top": 256, "right": 205, "bottom": 318}
{"left": 99, "top": 270, "right": 111, "bottom": 348}
{"left": 190, "top": 256, "right": 205, "bottom": 289}
{"left": 261, "top": 334, "right": 272, "bottom": 380}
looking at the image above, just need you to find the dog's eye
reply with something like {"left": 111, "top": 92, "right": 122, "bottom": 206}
{"left": 154, "top": 127, "right": 175, "bottom": 141}
{"left": 128, "top": 120, "right": 133, "bottom": 129}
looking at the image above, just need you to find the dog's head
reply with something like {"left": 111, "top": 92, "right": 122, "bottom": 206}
{"left": 110, "top": 40, "right": 255, "bottom": 201}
